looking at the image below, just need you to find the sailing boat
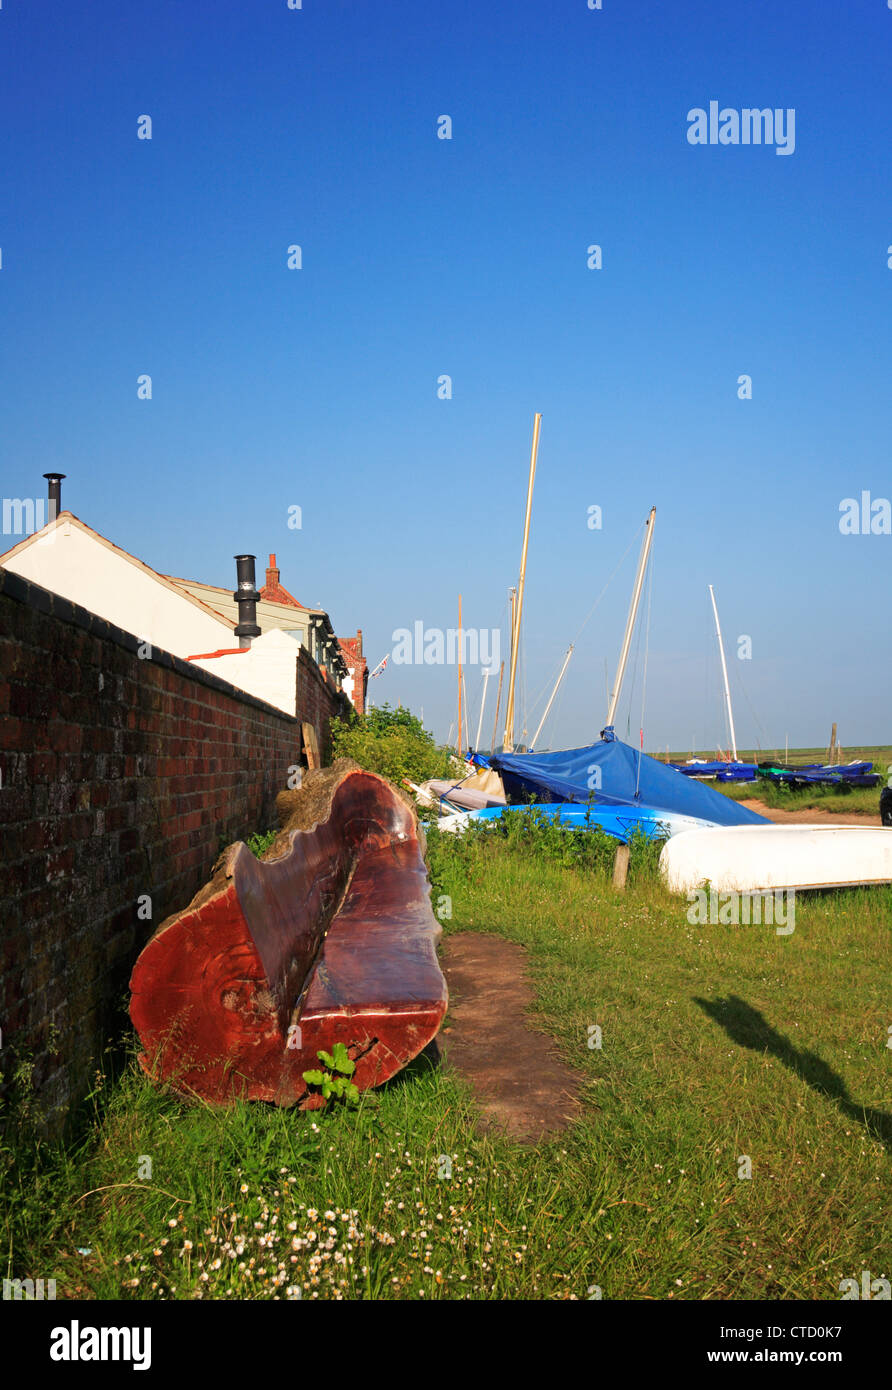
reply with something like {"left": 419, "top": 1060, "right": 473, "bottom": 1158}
{"left": 670, "top": 586, "right": 757, "bottom": 783}
{"left": 414, "top": 414, "right": 542, "bottom": 815}
{"left": 440, "top": 508, "right": 768, "bottom": 839}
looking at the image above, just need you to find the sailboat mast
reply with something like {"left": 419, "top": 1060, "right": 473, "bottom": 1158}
{"left": 504, "top": 413, "right": 541, "bottom": 753}
{"left": 490, "top": 660, "right": 505, "bottom": 754}
{"left": 708, "top": 583, "right": 738, "bottom": 762}
{"left": 474, "top": 668, "right": 491, "bottom": 753}
{"left": 457, "top": 593, "right": 463, "bottom": 757}
{"left": 462, "top": 671, "right": 470, "bottom": 751}
{"left": 508, "top": 588, "right": 516, "bottom": 676}
{"left": 606, "top": 506, "right": 656, "bottom": 729}
{"left": 531, "top": 644, "right": 573, "bottom": 750}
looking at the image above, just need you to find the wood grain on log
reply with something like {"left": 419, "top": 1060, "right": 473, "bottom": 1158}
{"left": 129, "top": 761, "right": 448, "bottom": 1106}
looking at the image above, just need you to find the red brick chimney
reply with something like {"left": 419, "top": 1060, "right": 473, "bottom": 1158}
{"left": 336, "top": 629, "right": 368, "bottom": 716}
{"left": 259, "top": 553, "right": 302, "bottom": 608}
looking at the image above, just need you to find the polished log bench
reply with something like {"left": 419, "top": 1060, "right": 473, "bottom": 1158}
{"left": 129, "top": 761, "right": 448, "bottom": 1107}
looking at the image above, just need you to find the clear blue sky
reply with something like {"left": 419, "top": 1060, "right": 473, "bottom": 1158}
{"left": 2, "top": 0, "right": 890, "bottom": 753}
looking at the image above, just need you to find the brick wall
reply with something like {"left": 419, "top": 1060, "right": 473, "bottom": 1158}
{"left": 337, "top": 629, "right": 367, "bottom": 717}
{"left": 296, "top": 645, "right": 349, "bottom": 761}
{"left": 0, "top": 569, "right": 344, "bottom": 1134}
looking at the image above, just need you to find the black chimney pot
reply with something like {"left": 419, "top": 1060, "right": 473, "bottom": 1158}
{"left": 233, "top": 554, "right": 261, "bottom": 647}
{"left": 43, "top": 472, "right": 66, "bottom": 520}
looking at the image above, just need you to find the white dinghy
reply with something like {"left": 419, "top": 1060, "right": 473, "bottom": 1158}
{"left": 660, "top": 824, "right": 892, "bottom": 895}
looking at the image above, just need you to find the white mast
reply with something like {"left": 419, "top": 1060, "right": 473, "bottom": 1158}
{"left": 504, "top": 414, "right": 541, "bottom": 752}
{"left": 462, "top": 671, "right": 471, "bottom": 752}
{"left": 474, "top": 668, "right": 492, "bottom": 753}
{"left": 531, "top": 645, "right": 573, "bottom": 751}
{"left": 708, "top": 583, "right": 738, "bottom": 762}
{"left": 606, "top": 507, "right": 656, "bottom": 729}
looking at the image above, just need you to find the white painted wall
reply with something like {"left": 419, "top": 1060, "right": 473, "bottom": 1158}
{"left": 192, "top": 629, "right": 300, "bottom": 715}
{"left": 2, "top": 521, "right": 234, "bottom": 661}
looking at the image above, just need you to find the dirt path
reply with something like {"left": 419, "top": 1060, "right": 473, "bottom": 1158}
{"left": 740, "top": 798, "right": 881, "bottom": 827}
{"left": 439, "top": 932, "right": 581, "bottom": 1144}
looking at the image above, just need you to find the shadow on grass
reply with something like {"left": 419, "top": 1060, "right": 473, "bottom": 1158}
{"left": 376, "top": 1039, "right": 442, "bottom": 1096}
{"left": 695, "top": 994, "right": 892, "bottom": 1155}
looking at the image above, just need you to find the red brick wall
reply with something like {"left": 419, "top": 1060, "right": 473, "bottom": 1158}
{"left": 0, "top": 569, "right": 345, "bottom": 1133}
{"left": 296, "top": 645, "right": 349, "bottom": 761}
{"left": 336, "top": 631, "right": 367, "bottom": 717}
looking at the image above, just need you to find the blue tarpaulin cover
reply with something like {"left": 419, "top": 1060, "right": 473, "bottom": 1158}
{"left": 491, "top": 731, "right": 769, "bottom": 828}
{"left": 669, "top": 760, "right": 757, "bottom": 781}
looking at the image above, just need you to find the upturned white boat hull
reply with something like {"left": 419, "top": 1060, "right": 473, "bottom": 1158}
{"left": 660, "top": 824, "right": 892, "bottom": 895}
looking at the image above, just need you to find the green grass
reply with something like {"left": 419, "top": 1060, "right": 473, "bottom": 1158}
{"left": 2, "top": 824, "right": 889, "bottom": 1301}
{"left": 717, "top": 779, "right": 883, "bottom": 815}
{"left": 663, "top": 745, "right": 892, "bottom": 768}
{"left": 658, "top": 745, "right": 889, "bottom": 816}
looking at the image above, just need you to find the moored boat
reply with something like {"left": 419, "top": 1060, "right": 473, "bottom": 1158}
{"left": 660, "top": 824, "right": 892, "bottom": 895}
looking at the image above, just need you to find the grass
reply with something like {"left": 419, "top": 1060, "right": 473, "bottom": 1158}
{"left": 2, "top": 817, "right": 889, "bottom": 1301}
{"left": 659, "top": 744, "right": 890, "bottom": 816}
{"left": 717, "top": 779, "right": 883, "bottom": 815}
{"left": 663, "top": 745, "right": 892, "bottom": 768}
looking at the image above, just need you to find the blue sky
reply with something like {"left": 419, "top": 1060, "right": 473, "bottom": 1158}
{"left": 2, "top": 0, "right": 890, "bottom": 752}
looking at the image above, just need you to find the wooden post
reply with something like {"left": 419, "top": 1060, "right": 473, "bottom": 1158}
{"left": 302, "top": 723, "right": 320, "bottom": 770}
{"left": 826, "top": 722, "right": 837, "bottom": 765}
{"left": 612, "top": 843, "right": 630, "bottom": 890}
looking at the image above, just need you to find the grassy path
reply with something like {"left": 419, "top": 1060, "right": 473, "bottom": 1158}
{"left": 2, "top": 830, "right": 888, "bottom": 1300}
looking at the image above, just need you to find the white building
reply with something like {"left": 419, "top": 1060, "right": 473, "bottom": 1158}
{"left": 0, "top": 511, "right": 349, "bottom": 718}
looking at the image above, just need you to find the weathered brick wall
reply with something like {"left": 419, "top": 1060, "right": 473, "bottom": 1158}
{"left": 0, "top": 569, "right": 342, "bottom": 1134}
{"left": 296, "top": 645, "right": 349, "bottom": 762}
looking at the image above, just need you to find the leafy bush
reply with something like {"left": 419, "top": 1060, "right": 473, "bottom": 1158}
{"left": 302, "top": 1043, "right": 360, "bottom": 1106}
{"left": 330, "top": 704, "right": 455, "bottom": 786}
{"left": 426, "top": 803, "right": 664, "bottom": 886}
{"left": 247, "top": 829, "right": 278, "bottom": 858}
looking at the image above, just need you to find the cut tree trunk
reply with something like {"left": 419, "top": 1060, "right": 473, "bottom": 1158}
{"left": 129, "top": 761, "right": 448, "bottom": 1106}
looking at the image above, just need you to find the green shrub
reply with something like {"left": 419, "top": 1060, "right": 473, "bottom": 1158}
{"left": 330, "top": 704, "right": 455, "bottom": 786}
{"left": 246, "top": 829, "right": 278, "bottom": 858}
{"left": 426, "top": 803, "right": 664, "bottom": 886}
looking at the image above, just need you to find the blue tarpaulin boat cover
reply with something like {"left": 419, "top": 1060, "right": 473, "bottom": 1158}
{"left": 669, "top": 760, "right": 757, "bottom": 781}
{"left": 490, "top": 730, "right": 769, "bottom": 828}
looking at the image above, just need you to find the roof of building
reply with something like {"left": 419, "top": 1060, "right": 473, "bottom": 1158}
{"left": 0, "top": 511, "right": 235, "bottom": 631}
{"left": 338, "top": 636, "right": 365, "bottom": 666}
{"left": 259, "top": 553, "right": 303, "bottom": 609}
{"left": 1, "top": 513, "right": 351, "bottom": 684}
